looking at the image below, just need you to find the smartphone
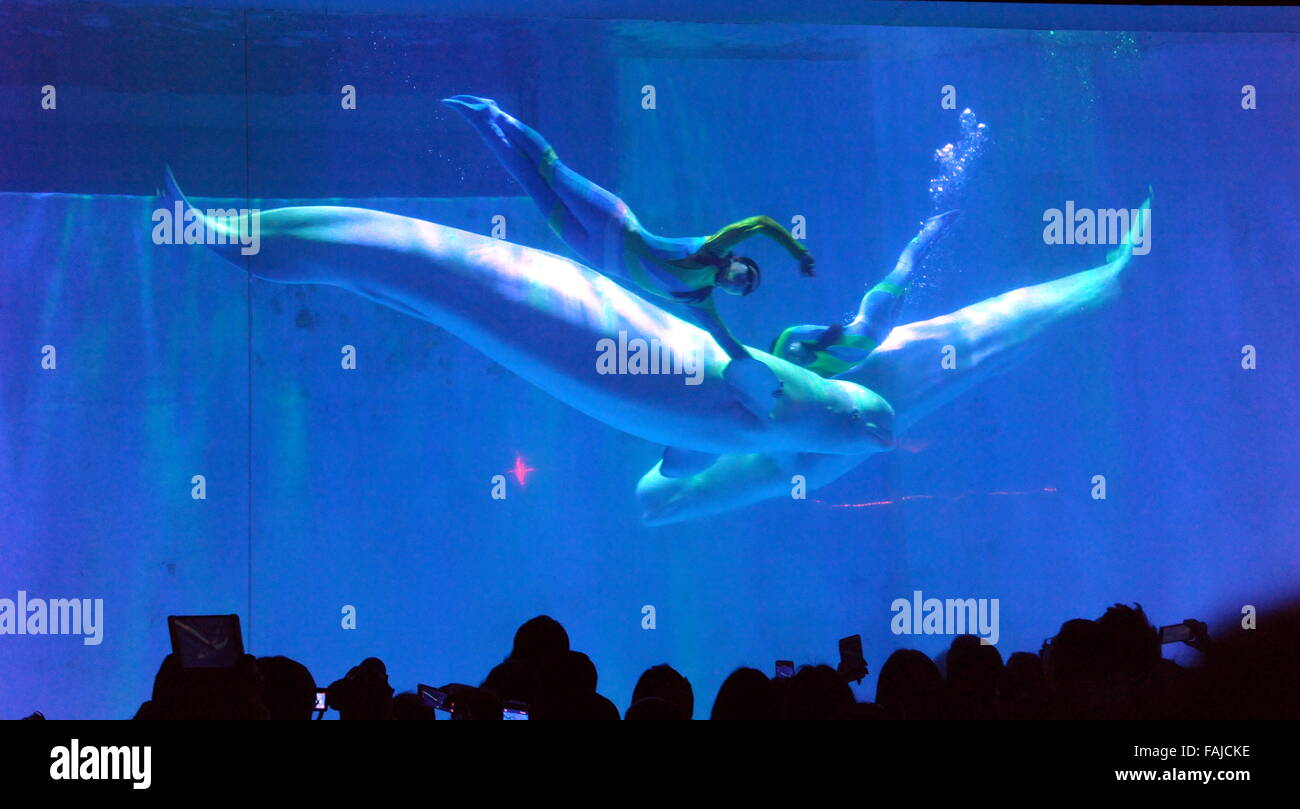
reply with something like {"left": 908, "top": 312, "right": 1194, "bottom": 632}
{"left": 314, "top": 689, "right": 327, "bottom": 711}
{"left": 167, "top": 614, "right": 243, "bottom": 669}
{"left": 1159, "top": 622, "right": 1194, "bottom": 644}
{"left": 502, "top": 700, "right": 530, "bottom": 720}
{"left": 775, "top": 660, "right": 795, "bottom": 679}
{"left": 418, "top": 683, "right": 454, "bottom": 713}
{"left": 838, "top": 634, "right": 868, "bottom": 681}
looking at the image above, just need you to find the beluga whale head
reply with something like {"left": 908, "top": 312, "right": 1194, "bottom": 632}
{"left": 766, "top": 371, "right": 896, "bottom": 456}
{"left": 829, "top": 379, "right": 896, "bottom": 454}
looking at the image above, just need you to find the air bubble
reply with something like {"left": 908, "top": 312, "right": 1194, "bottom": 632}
{"left": 929, "top": 108, "right": 988, "bottom": 209}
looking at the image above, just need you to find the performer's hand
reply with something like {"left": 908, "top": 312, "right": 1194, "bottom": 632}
{"left": 799, "top": 253, "right": 816, "bottom": 277}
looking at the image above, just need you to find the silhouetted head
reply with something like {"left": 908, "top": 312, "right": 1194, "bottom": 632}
{"left": 876, "top": 649, "right": 947, "bottom": 719}
{"left": 392, "top": 691, "right": 436, "bottom": 720}
{"left": 625, "top": 696, "right": 681, "bottom": 720}
{"left": 141, "top": 653, "right": 269, "bottom": 720}
{"left": 1195, "top": 598, "right": 1300, "bottom": 719}
{"left": 326, "top": 657, "right": 394, "bottom": 720}
{"left": 533, "top": 650, "right": 598, "bottom": 716}
{"left": 715, "top": 255, "right": 760, "bottom": 296}
{"left": 256, "top": 656, "right": 316, "bottom": 720}
{"left": 711, "top": 667, "right": 777, "bottom": 720}
{"left": 1098, "top": 602, "right": 1160, "bottom": 677}
{"left": 576, "top": 693, "right": 622, "bottom": 720}
{"left": 532, "top": 651, "right": 609, "bottom": 719}
{"left": 1001, "top": 652, "right": 1047, "bottom": 701}
{"left": 945, "top": 635, "right": 1003, "bottom": 717}
{"left": 483, "top": 657, "right": 542, "bottom": 705}
{"left": 1045, "top": 619, "right": 1111, "bottom": 683}
{"left": 630, "top": 664, "right": 693, "bottom": 719}
{"left": 946, "top": 635, "right": 1003, "bottom": 690}
{"left": 558, "top": 650, "right": 599, "bottom": 694}
{"left": 510, "top": 615, "right": 569, "bottom": 662}
{"left": 786, "top": 664, "right": 856, "bottom": 720}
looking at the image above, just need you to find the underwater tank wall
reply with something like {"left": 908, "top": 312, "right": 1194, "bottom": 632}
{"left": 1, "top": 1, "right": 1297, "bottom": 719}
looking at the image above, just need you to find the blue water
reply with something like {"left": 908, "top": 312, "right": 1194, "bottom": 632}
{"left": 1, "top": 5, "right": 1297, "bottom": 719}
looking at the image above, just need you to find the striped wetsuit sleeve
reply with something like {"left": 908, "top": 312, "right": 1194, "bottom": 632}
{"left": 698, "top": 216, "right": 810, "bottom": 262}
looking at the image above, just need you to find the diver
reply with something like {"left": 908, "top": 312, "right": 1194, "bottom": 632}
{"left": 442, "top": 94, "right": 814, "bottom": 415}
{"left": 771, "top": 209, "right": 958, "bottom": 378}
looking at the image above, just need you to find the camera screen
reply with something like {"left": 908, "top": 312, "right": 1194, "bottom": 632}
{"left": 1160, "top": 624, "right": 1193, "bottom": 644}
{"left": 503, "top": 700, "right": 529, "bottom": 720}
{"left": 169, "top": 615, "right": 243, "bottom": 669}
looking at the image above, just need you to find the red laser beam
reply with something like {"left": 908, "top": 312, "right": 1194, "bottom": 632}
{"left": 817, "top": 487, "right": 1057, "bottom": 509}
{"left": 508, "top": 454, "right": 536, "bottom": 486}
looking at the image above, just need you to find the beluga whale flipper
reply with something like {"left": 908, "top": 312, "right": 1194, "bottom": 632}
{"left": 161, "top": 168, "right": 896, "bottom": 463}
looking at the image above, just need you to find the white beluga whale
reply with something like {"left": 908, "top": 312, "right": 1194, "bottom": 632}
{"left": 635, "top": 192, "right": 1152, "bottom": 524}
{"left": 162, "top": 169, "right": 896, "bottom": 468}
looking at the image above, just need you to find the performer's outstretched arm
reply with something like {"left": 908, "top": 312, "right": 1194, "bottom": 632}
{"left": 697, "top": 216, "right": 816, "bottom": 276}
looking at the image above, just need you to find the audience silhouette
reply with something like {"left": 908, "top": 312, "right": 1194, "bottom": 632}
{"left": 628, "top": 664, "right": 693, "bottom": 720}
{"left": 710, "top": 667, "right": 777, "bottom": 720}
{"left": 90, "top": 601, "right": 1300, "bottom": 720}
{"left": 257, "top": 655, "right": 317, "bottom": 720}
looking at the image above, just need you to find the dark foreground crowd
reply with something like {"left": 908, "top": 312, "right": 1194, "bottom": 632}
{"left": 24, "top": 601, "right": 1300, "bottom": 720}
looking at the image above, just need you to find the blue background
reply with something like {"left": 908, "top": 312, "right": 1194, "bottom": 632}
{"left": 1, "top": 3, "right": 1297, "bottom": 718}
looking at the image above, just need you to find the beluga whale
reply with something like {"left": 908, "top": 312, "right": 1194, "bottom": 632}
{"left": 161, "top": 168, "right": 897, "bottom": 475}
